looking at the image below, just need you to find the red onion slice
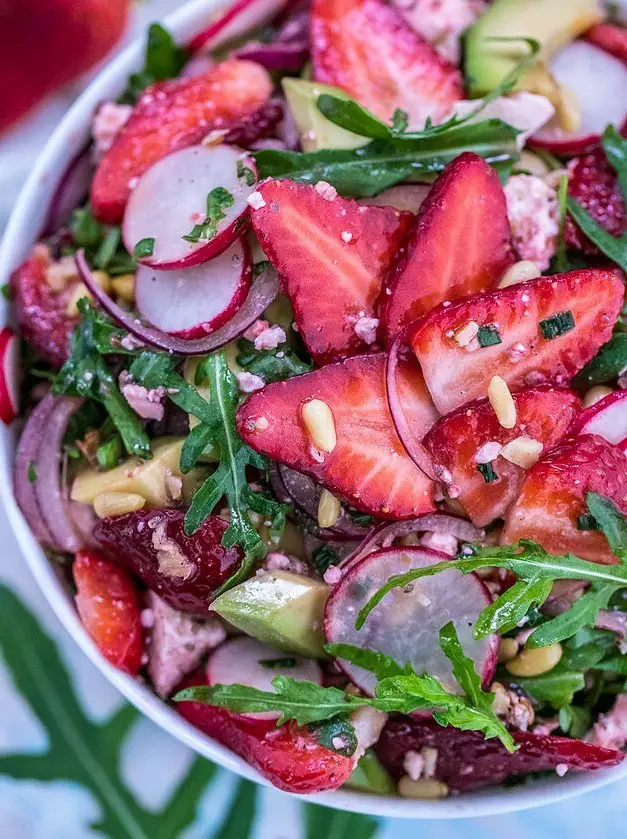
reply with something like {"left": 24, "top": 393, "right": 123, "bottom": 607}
{"left": 235, "top": 41, "right": 309, "bottom": 72}
{"left": 44, "top": 146, "right": 94, "bottom": 235}
{"left": 76, "top": 249, "right": 278, "bottom": 355}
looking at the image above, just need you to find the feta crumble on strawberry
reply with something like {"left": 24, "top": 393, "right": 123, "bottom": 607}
{"left": 254, "top": 324, "right": 287, "bottom": 351}
{"left": 237, "top": 371, "right": 265, "bottom": 393}
{"left": 92, "top": 101, "right": 132, "bottom": 156}
{"left": 504, "top": 175, "right": 559, "bottom": 271}
{"left": 353, "top": 315, "right": 379, "bottom": 345}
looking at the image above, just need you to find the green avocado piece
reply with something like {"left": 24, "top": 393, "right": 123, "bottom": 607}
{"left": 211, "top": 570, "right": 329, "bottom": 658}
{"left": 347, "top": 749, "right": 396, "bottom": 795}
{"left": 281, "top": 78, "right": 368, "bottom": 152}
{"left": 465, "top": 0, "right": 604, "bottom": 100}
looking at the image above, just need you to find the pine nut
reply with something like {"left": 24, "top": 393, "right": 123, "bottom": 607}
{"left": 454, "top": 321, "right": 479, "bottom": 347}
{"left": 93, "top": 491, "right": 146, "bottom": 519}
{"left": 500, "top": 436, "right": 543, "bottom": 469}
{"left": 111, "top": 273, "right": 136, "bottom": 303}
{"left": 301, "top": 399, "right": 337, "bottom": 453}
{"left": 317, "top": 489, "right": 341, "bottom": 528}
{"left": 498, "top": 260, "right": 541, "bottom": 288}
{"left": 398, "top": 777, "right": 449, "bottom": 800}
{"left": 506, "top": 642, "right": 563, "bottom": 677}
{"left": 498, "top": 638, "right": 519, "bottom": 663}
{"left": 583, "top": 385, "right": 614, "bottom": 408}
{"left": 488, "top": 376, "right": 517, "bottom": 429}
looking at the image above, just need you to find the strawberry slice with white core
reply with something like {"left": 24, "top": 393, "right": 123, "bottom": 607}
{"left": 532, "top": 40, "right": 627, "bottom": 155}
{"left": 236, "top": 353, "right": 438, "bottom": 519}
{"left": 324, "top": 546, "right": 497, "bottom": 696}
{"left": 134, "top": 239, "right": 251, "bottom": 338}
{"left": 310, "top": 0, "right": 463, "bottom": 127}
{"left": 570, "top": 390, "right": 627, "bottom": 452}
{"left": 0, "top": 327, "right": 19, "bottom": 424}
{"left": 502, "top": 434, "right": 627, "bottom": 564}
{"left": 411, "top": 269, "right": 624, "bottom": 416}
{"left": 123, "top": 144, "right": 256, "bottom": 270}
{"left": 249, "top": 179, "right": 413, "bottom": 363}
{"left": 380, "top": 152, "right": 514, "bottom": 343}
{"left": 424, "top": 386, "right": 581, "bottom": 527}
{"left": 207, "top": 636, "right": 323, "bottom": 721}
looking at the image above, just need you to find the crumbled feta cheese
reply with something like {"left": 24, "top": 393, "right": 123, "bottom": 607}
{"left": 555, "top": 764, "right": 569, "bottom": 777}
{"left": 264, "top": 552, "right": 309, "bottom": 575}
{"left": 341, "top": 231, "right": 353, "bottom": 243}
{"left": 392, "top": 0, "right": 487, "bottom": 63}
{"left": 243, "top": 319, "right": 269, "bottom": 341}
{"left": 237, "top": 371, "right": 265, "bottom": 393}
{"left": 353, "top": 315, "right": 379, "bottom": 345}
{"left": 92, "top": 101, "right": 132, "bottom": 156}
{"left": 589, "top": 694, "right": 627, "bottom": 751}
{"left": 403, "top": 750, "right": 426, "bottom": 781}
{"left": 323, "top": 565, "right": 343, "bottom": 585}
{"left": 254, "top": 324, "right": 286, "bottom": 351}
{"left": 474, "top": 441, "right": 503, "bottom": 464}
{"left": 419, "top": 530, "right": 458, "bottom": 556}
{"left": 118, "top": 371, "right": 166, "bottom": 421}
{"left": 314, "top": 180, "right": 338, "bottom": 201}
{"left": 504, "top": 175, "right": 559, "bottom": 271}
{"left": 247, "top": 191, "right": 267, "bottom": 210}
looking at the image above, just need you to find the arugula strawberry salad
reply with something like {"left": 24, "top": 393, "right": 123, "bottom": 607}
{"left": 5, "top": 0, "right": 627, "bottom": 800}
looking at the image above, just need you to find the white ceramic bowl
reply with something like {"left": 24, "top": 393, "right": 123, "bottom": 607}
{"left": 0, "top": 0, "right": 625, "bottom": 818}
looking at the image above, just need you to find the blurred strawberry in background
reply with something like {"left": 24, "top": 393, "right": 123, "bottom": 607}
{"left": 0, "top": 0, "right": 130, "bottom": 134}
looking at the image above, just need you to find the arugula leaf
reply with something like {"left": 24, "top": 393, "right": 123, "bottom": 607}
{"left": 439, "top": 622, "right": 490, "bottom": 710}
{"left": 68, "top": 206, "right": 136, "bottom": 276}
{"left": 311, "top": 543, "right": 339, "bottom": 575}
{"left": 526, "top": 585, "right": 616, "bottom": 649}
{"left": 316, "top": 94, "right": 396, "bottom": 139}
{"left": 602, "top": 124, "right": 627, "bottom": 199}
{"left": 512, "top": 668, "right": 586, "bottom": 709}
{"left": 324, "top": 643, "right": 405, "bottom": 681}
{"left": 558, "top": 705, "right": 591, "bottom": 738}
{"left": 574, "top": 333, "right": 627, "bottom": 387}
{"left": 119, "top": 23, "right": 188, "bottom": 105}
{"left": 474, "top": 577, "right": 553, "bottom": 637}
{"left": 595, "top": 655, "right": 627, "bottom": 675}
{"left": 236, "top": 337, "right": 312, "bottom": 383}
{"left": 567, "top": 196, "right": 627, "bottom": 271}
{"left": 586, "top": 491, "right": 627, "bottom": 556}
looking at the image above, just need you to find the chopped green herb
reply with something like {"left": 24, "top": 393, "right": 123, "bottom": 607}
{"left": 118, "top": 23, "right": 188, "bottom": 105}
{"left": 558, "top": 705, "right": 591, "bottom": 739}
{"left": 477, "top": 462, "right": 498, "bottom": 483}
{"left": 237, "top": 160, "right": 257, "bottom": 187}
{"left": 259, "top": 657, "right": 298, "bottom": 669}
{"left": 68, "top": 206, "right": 136, "bottom": 276}
{"left": 539, "top": 310, "right": 575, "bottom": 340}
{"left": 133, "top": 237, "right": 155, "bottom": 259}
{"left": 94, "top": 227, "right": 121, "bottom": 270}
{"left": 511, "top": 668, "right": 585, "bottom": 709}
{"left": 312, "top": 544, "right": 338, "bottom": 575}
{"left": 182, "top": 187, "right": 234, "bottom": 243}
{"left": 477, "top": 324, "right": 502, "bottom": 348}
{"left": 310, "top": 717, "right": 358, "bottom": 757}
{"left": 348, "top": 508, "right": 374, "bottom": 527}
{"left": 96, "top": 435, "right": 122, "bottom": 471}
{"left": 236, "top": 337, "right": 312, "bottom": 384}
{"left": 27, "top": 462, "right": 37, "bottom": 484}
{"left": 70, "top": 207, "right": 104, "bottom": 250}
{"left": 574, "top": 333, "right": 627, "bottom": 387}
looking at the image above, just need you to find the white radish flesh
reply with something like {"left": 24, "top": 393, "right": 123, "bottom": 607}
{"left": 135, "top": 239, "right": 251, "bottom": 337}
{"left": 533, "top": 40, "right": 627, "bottom": 153}
{"left": 324, "top": 547, "right": 498, "bottom": 697}
{"left": 123, "top": 144, "right": 256, "bottom": 269}
{"left": 189, "top": 0, "right": 290, "bottom": 53}
{"left": 0, "top": 327, "right": 19, "bottom": 424}
{"left": 207, "top": 636, "right": 323, "bottom": 720}
{"left": 572, "top": 391, "right": 627, "bottom": 451}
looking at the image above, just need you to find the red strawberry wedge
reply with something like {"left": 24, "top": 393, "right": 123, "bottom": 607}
{"left": 502, "top": 435, "right": 627, "bottom": 564}
{"left": 380, "top": 153, "right": 514, "bottom": 343}
{"left": 73, "top": 549, "right": 144, "bottom": 675}
{"left": 310, "top": 0, "right": 462, "bottom": 127}
{"left": 90, "top": 59, "right": 272, "bottom": 224}
{"left": 410, "top": 269, "right": 624, "bottom": 415}
{"left": 236, "top": 353, "right": 438, "bottom": 519}
{"left": 423, "top": 386, "right": 581, "bottom": 527}
{"left": 565, "top": 147, "right": 626, "bottom": 255}
{"left": 249, "top": 179, "right": 413, "bottom": 363}
{"left": 375, "top": 716, "right": 624, "bottom": 793}
{"left": 177, "top": 671, "right": 353, "bottom": 793}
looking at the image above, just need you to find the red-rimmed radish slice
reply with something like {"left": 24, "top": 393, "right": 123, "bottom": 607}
{"left": 570, "top": 390, "right": 627, "bottom": 450}
{"left": 324, "top": 547, "right": 497, "bottom": 698}
{"left": 135, "top": 239, "right": 251, "bottom": 338}
{"left": 123, "top": 144, "right": 256, "bottom": 270}
{"left": 188, "top": 0, "right": 292, "bottom": 54}
{"left": 532, "top": 40, "right": 627, "bottom": 155}
{"left": 207, "top": 636, "right": 323, "bottom": 720}
{"left": 0, "top": 327, "right": 19, "bottom": 424}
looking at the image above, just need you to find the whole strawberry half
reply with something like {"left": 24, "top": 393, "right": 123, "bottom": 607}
{"left": 250, "top": 179, "right": 413, "bottom": 363}
{"left": 310, "top": 0, "right": 462, "bottom": 126}
{"left": 424, "top": 386, "right": 581, "bottom": 527}
{"left": 502, "top": 434, "right": 627, "bottom": 563}
{"left": 93, "top": 509, "right": 243, "bottom": 615}
{"left": 410, "top": 269, "right": 624, "bottom": 415}
{"left": 73, "top": 548, "right": 143, "bottom": 675}
{"left": 375, "top": 716, "right": 623, "bottom": 793}
{"left": 236, "top": 353, "right": 438, "bottom": 519}
{"left": 380, "top": 152, "right": 514, "bottom": 343}
{"left": 90, "top": 59, "right": 272, "bottom": 223}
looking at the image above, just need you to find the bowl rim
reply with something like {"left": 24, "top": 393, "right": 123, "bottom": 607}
{"left": 0, "top": 0, "right": 625, "bottom": 819}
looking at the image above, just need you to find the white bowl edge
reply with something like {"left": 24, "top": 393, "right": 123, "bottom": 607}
{"left": 0, "top": 0, "right": 625, "bottom": 819}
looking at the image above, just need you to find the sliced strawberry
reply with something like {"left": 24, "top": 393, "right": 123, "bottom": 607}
{"left": 236, "top": 353, "right": 438, "bottom": 519}
{"left": 10, "top": 244, "right": 77, "bottom": 368}
{"left": 249, "top": 179, "right": 413, "bottom": 363}
{"left": 310, "top": 0, "right": 462, "bottom": 126}
{"left": 410, "top": 269, "right": 624, "bottom": 415}
{"left": 380, "top": 153, "right": 514, "bottom": 343}
{"left": 73, "top": 548, "right": 143, "bottom": 675}
{"left": 424, "top": 386, "right": 581, "bottom": 527}
{"left": 93, "top": 509, "right": 244, "bottom": 615}
{"left": 585, "top": 23, "right": 627, "bottom": 63}
{"left": 177, "top": 670, "right": 353, "bottom": 793}
{"left": 502, "top": 434, "right": 627, "bottom": 564}
{"left": 90, "top": 59, "right": 272, "bottom": 224}
{"left": 565, "top": 147, "right": 626, "bottom": 254}
{"left": 375, "top": 716, "right": 624, "bottom": 793}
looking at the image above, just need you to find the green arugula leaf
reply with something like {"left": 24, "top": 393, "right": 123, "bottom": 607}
{"left": 311, "top": 543, "right": 339, "bottom": 575}
{"left": 595, "top": 655, "right": 627, "bottom": 675}
{"left": 236, "top": 337, "right": 312, "bottom": 383}
{"left": 474, "top": 577, "right": 553, "bottom": 637}
{"left": 119, "top": 23, "right": 188, "bottom": 105}
{"left": 512, "top": 668, "right": 586, "bottom": 709}
{"left": 316, "top": 94, "right": 395, "bottom": 139}
{"left": 439, "top": 622, "right": 491, "bottom": 710}
{"left": 558, "top": 705, "right": 591, "bottom": 738}
{"left": 574, "top": 333, "right": 627, "bottom": 387}
{"left": 182, "top": 187, "right": 235, "bottom": 243}
{"left": 602, "top": 124, "right": 627, "bottom": 199}
{"left": 586, "top": 491, "right": 627, "bottom": 556}
{"left": 567, "top": 196, "right": 627, "bottom": 271}
{"left": 68, "top": 206, "right": 136, "bottom": 276}
{"left": 526, "top": 585, "right": 616, "bottom": 648}
{"left": 324, "top": 643, "right": 406, "bottom": 681}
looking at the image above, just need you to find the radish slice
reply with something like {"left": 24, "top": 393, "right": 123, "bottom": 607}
{"left": 0, "top": 327, "right": 19, "bottom": 424}
{"left": 123, "top": 145, "right": 257, "bottom": 270}
{"left": 532, "top": 40, "right": 627, "bottom": 155}
{"left": 135, "top": 239, "right": 251, "bottom": 338}
{"left": 570, "top": 390, "right": 627, "bottom": 451}
{"left": 324, "top": 547, "right": 497, "bottom": 697}
{"left": 188, "top": 0, "right": 292, "bottom": 54}
{"left": 207, "top": 636, "right": 323, "bottom": 720}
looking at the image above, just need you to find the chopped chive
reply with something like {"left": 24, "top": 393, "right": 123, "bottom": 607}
{"left": 97, "top": 435, "right": 123, "bottom": 471}
{"left": 133, "top": 237, "right": 155, "bottom": 259}
{"left": 539, "top": 310, "right": 575, "bottom": 340}
{"left": 182, "top": 187, "right": 234, "bottom": 243}
{"left": 312, "top": 544, "right": 338, "bottom": 575}
{"left": 577, "top": 514, "right": 600, "bottom": 531}
{"left": 237, "top": 160, "right": 256, "bottom": 187}
{"left": 94, "top": 227, "right": 121, "bottom": 270}
{"left": 477, "top": 324, "right": 502, "bottom": 347}
{"left": 477, "top": 462, "right": 498, "bottom": 483}
{"left": 27, "top": 462, "right": 37, "bottom": 484}
{"left": 259, "top": 657, "right": 298, "bottom": 669}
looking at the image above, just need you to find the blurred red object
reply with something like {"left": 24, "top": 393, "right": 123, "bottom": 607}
{"left": 0, "top": 0, "right": 130, "bottom": 134}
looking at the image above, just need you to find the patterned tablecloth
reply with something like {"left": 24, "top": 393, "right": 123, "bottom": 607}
{"left": 0, "top": 2, "right": 624, "bottom": 836}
